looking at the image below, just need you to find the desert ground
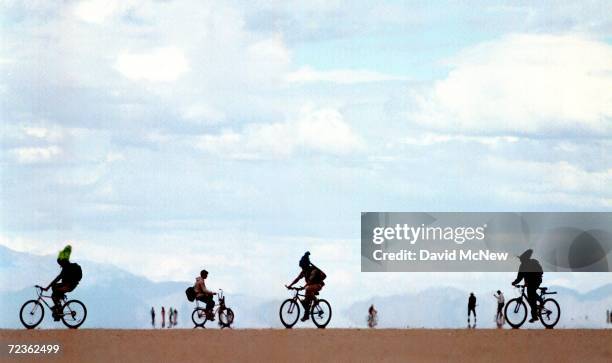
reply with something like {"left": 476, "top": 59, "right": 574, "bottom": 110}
{"left": 1, "top": 329, "right": 611, "bottom": 363}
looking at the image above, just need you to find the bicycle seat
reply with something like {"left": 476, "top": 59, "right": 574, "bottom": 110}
{"left": 539, "top": 287, "right": 548, "bottom": 292}
{"left": 314, "top": 292, "right": 320, "bottom": 296}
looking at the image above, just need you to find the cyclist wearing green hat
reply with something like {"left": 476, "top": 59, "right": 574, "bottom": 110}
{"left": 42, "top": 245, "right": 82, "bottom": 320}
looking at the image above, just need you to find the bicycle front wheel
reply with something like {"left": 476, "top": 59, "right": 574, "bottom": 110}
{"left": 61, "top": 300, "right": 87, "bottom": 329}
{"left": 311, "top": 299, "right": 332, "bottom": 329}
{"left": 20, "top": 300, "right": 44, "bottom": 329}
{"left": 539, "top": 298, "right": 561, "bottom": 329}
{"left": 219, "top": 308, "right": 234, "bottom": 328}
{"left": 279, "top": 299, "right": 300, "bottom": 328}
{"left": 192, "top": 308, "right": 208, "bottom": 327}
{"left": 504, "top": 298, "right": 527, "bottom": 329}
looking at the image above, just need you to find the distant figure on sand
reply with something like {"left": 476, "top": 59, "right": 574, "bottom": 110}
{"left": 169, "top": 307, "right": 174, "bottom": 328}
{"left": 150, "top": 307, "right": 155, "bottom": 328}
{"left": 173, "top": 308, "right": 178, "bottom": 326}
{"left": 367, "top": 304, "right": 378, "bottom": 328}
{"left": 494, "top": 290, "right": 505, "bottom": 320}
{"left": 161, "top": 306, "right": 166, "bottom": 328}
{"left": 468, "top": 293, "right": 477, "bottom": 324}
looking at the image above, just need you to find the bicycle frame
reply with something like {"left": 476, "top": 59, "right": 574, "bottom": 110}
{"left": 33, "top": 286, "right": 68, "bottom": 315}
{"left": 194, "top": 289, "right": 226, "bottom": 316}
{"left": 286, "top": 286, "right": 322, "bottom": 314}
{"left": 512, "top": 285, "right": 556, "bottom": 313}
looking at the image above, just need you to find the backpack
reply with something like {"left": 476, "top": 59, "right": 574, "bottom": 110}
{"left": 185, "top": 286, "right": 196, "bottom": 302}
{"left": 65, "top": 263, "right": 82, "bottom": 284}
{"left": 309, "top": 265, "right": 327, "bottom": 284}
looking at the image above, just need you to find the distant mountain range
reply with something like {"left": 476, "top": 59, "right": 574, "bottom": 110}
{"left": 1, "top": 245, "right": 611, "bottom": 329}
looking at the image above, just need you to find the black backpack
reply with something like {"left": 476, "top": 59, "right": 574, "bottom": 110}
{"left": 310, "top": 264, "right": 327, "bottom": 284}
{"left": 65, "top": 263, "right": 82, "bottom": 284}
{"left": 185, "top": 286, "right": 196, "bottom": 302}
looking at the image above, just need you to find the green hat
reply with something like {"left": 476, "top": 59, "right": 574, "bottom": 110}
{"left": 58, "top": 244, "right": 72, "bottom": 261}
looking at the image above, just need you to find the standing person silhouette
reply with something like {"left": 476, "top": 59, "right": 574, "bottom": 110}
{"left": 161, "top": 306, "right": 166, "bottom": 328}
{"left": 494, "top": 290, "right": 505, "bottom": 320}
{"left": 467, "top": 293, "right": 477, "bottom": 325}
{"left": 512, "top": 249, "right": 544, "bottom": 323}
{"left": 368, "top": 304, "right": 378, "bottom": 328}
{"left": 150, "top": 307, "right": 155, "bottom": 328}
{"left": 173, "top": 308, "right": 178, "bottom": 326}
{"left": 168, "top": 307, "right": 173, "bottom": 328}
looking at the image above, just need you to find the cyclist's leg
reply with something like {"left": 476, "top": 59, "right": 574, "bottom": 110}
{"left": 51, "top": 283, "right": 71, "bottom": 319}
{"left": 302, "top": 284, "right": 322, "bottom": 320}
{"left": 526, "top": 285, "right": 539, "bottom": 320}
{"left": 51, "top": 283, "right": 68, "bottom": 306}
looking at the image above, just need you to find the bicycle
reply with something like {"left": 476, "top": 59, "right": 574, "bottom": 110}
{"left": 191, "top": 289, "right": 234, "bottom": 328}
{"left": 19, "top": 285, "right": 87, "bottom": 329}
{"left": 279, "top": 286, "right": 332, "bottom": 329}
{"left": 504, "top": 284, "right": 561, "bottom": 329}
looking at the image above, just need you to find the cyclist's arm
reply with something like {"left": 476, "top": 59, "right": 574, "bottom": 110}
{"left": 512, "top": 271, "right": 524, "bottom": 285}
{"left": 287, "top": 271, "right": 305, "bottom": 287}
{"left": 45, "top": 274, "right": 62, "bottom": 290}
{"left": 200, "top": 281, "right": 215, "bottom": 295}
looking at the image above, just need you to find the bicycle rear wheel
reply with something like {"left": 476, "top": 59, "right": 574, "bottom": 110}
{"left": 192, "top": 308, "right": 208, "bottom": 327}
{"left": 61, "top": 300, "right": 87, "bottom": 329}
{"left": 279, "top": 299, "right": 300, "bottom": 328}
{"left": 311, "top": 299, "right": 332, "bottom": 329}
{"left": 504, "top": 298, "right": 527, "bottom": 329}
{"left": 539, "top": 298, "right": 560, "bottom": 329}
{"left": 20, "top": 300, "right": 44, "bottom": 329}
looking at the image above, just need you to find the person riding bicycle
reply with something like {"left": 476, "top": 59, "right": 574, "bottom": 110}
{"left": 512, "top": 249, "right": 544, "bottom": 323}
{"left": 42, "top": 245, "right": 82, "bottom": 321}
{"left": 194, "top": 269, "right": 216, "bottom": 320}
{"left": 286, "top": 251, "right": 326, "bottom": 322}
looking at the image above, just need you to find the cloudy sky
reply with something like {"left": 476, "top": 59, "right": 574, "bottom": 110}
{"left": 1, "top": 1, "right": 611, "bottom": 303}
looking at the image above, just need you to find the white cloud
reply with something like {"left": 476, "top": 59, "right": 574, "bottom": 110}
{"left": 73, "top": 0, "right": 121, "bottom": 24}
{"left": 286, "top": 66, "right": 407, "bottom": 84}
{"left": 403, "top": 132, "right": 519, "bottom": 146}
{"left": 22, "top": 126, "right": 64, "bottom": 142}
{"left": 487, "top": 158, "right": 612, "bottom": 207}
{"left": 181, "top": 103, "right": 226, "bottom": 124}
{"left": 197, "top": 107, "right": 363, "bottom": 159}
{"left": 10, "top": 146, "right": 61, "bottom": 163}
{"left": 411, "top": 34, "right": 612, "bottom": 135}
{"left": 115, "top": 47, "right": 190, "bottom": 82}
{"left": 247, "top": 35, "right": 291, "bottom": 66}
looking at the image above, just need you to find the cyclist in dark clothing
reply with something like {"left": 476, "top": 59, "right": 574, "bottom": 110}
{"left": 43, "top": 253, "right": 81, "bottom": 320}
{"left": 512, "top": 249, "right": 544, "bottom": 323}
{"left": 286, "top": 252, "right": 326, "bottom": 322}
{"left": 467, "top": 292, "right": 477, "bottom": 323}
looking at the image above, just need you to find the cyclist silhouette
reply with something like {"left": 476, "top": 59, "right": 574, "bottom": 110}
{"left": 42, "top": 245, "right": 82, "bottom": 321}
{"left": 512, "top": 249, "right": 544, "bottom": 323}
{"left": 194, "top": 269, "right": 217, "bottom": 320}
{"left": 286, "top": 252, "right": 326, "bottom": 322}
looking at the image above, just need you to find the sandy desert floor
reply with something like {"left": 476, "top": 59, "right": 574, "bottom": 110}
{"left": 1, "top": 329, "right": 611, "bottom": 363}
